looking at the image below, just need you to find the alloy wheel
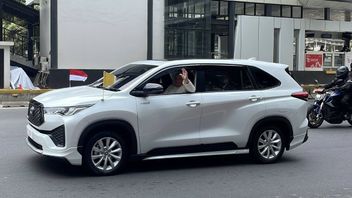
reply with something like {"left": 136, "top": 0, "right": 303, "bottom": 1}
{"left": 257, "top": 130, "right": 282, "bottom": 160}
{"left": 90, "top": 137, "right": 122, "bottom": 172}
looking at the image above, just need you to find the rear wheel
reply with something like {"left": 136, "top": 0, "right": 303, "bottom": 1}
{"left": 83, "top": 131, "right": 128, "bottom": 176}
{"left": 307, "top": 106, "right": 323, "bottom": 128}
{"left": 250, "top": 126, "right": 285, "bottom": 164}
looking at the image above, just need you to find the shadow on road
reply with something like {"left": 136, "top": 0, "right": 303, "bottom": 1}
{"left": 308, "top": 123, "right": 352, "bottom": 131}
{"left": 26, "top": 153, "right": 300, "bottom": 177}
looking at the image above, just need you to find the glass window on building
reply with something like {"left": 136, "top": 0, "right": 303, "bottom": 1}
{"left": 195, "top": 1, "right": 205, "bottom": 18}
{"left": 211, "top": 1, "right": 228, "bottom": 20}
{"left": 331, "top": 9, "right": 345, "bottom": 21}
{"left": 211, "top": 1, "right": 219, "bottom": 16}
{"left": 165, "top": 0, "right": 212, "bottom": 59}
{"left": 245, "top": 3, "right": 255, "bottom": 16}
{"left": 255, "top": 4, "right": 265, "bottom": 16}
{"left": 266, "top": 4, "right": 281, "bottom": 17}
{"left": 235, "top": 2, "right": 245, "bottom": 15}
{"left": 282, "top": 6, "right": 291, "bottom": 17}
{"left": 303, "top": 8, "right": 324, "bottom": 20}
{"left": 219, "top": 1, "right": 228, "bottom": 16}
{"left": 292, "top": 6, "right": 302, "bottom": 18}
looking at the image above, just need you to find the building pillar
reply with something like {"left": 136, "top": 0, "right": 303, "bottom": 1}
{"left": 0, "top": 1, "right": 3, "bottom": 41}
{"left": 297, "top": 29, "right": 306, "bottom": 71}
{"left": 27, "top": 24, "right": 34, "bottom": 61}
{"left": 0, "top": 42, "right": 15, "bottom": 89}
{"left": 147, "top": 0, "right": 153, "bottom": 60}
{"left": 204, "top": 0, "right": 212, "bottom": 58}
{"left": 228, "top": 1, "right": 235, "bottom": 59}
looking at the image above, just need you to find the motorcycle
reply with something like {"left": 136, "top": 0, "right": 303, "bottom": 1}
{"left": 307, "top": 85, "right": 352, "bottom": 128}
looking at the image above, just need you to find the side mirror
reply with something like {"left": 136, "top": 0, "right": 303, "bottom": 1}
{"left": 131, "top": 83, "right": 164, "bottom": 97}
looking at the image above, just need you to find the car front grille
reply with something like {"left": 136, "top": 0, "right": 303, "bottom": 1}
{"left": 28, "top": 100, "right": 44, "bottom": 126}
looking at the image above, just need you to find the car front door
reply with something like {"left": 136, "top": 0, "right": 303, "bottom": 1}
{"left": 134, "top": 66, "right": 202, "bottom": 153}
{"left": 198, "top": 65, "right": 267, "bottom": 148}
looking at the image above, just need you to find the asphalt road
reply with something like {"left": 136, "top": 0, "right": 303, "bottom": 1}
{"left": 1, "top": 108, "right": 352, "bottom": 198}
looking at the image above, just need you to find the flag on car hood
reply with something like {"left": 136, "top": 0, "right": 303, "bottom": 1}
{"left": 69, "top": 69, "right": 88, "bottom": 82}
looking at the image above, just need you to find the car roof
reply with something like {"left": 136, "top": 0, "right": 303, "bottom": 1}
{"left": 130, "top": 59, "right": 288, "bottom": 70}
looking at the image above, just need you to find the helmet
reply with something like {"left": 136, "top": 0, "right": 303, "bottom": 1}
{"left": 336, "top": 66, "right": 349, "bottom": 79}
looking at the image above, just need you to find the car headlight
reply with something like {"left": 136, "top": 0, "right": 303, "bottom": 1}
{"left": 44, "top": 104, "right": 93, "bottom": 116}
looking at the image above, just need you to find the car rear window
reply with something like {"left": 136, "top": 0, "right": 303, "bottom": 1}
{"left": 248, "top": 66, "right": 281, "bottom": 89}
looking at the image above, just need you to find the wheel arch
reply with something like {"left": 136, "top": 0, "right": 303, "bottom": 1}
{"left": 247, "top": 116, "right": 293, "bottom": 150}
{"left": 77, "top": 119, "right": 138, "bottom": 156}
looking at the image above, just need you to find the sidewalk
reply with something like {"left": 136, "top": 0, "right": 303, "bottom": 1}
{"left": 0, "top": 89, "right": 51, "bottom": 107}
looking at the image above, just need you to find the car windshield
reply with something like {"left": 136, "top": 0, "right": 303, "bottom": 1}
{"left": 91, "top": 64, "right": 157, "bottom": 91}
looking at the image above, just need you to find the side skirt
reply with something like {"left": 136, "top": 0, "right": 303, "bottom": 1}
{"left": 143, "top": 149, "right": 249, "bottom": 160}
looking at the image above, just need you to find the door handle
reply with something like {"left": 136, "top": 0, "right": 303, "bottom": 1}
{"left": 186, "top": 101, "right": 201, "bottom": 108}
{"left": 248, "top": 95, "right": 262, "bottom": 102}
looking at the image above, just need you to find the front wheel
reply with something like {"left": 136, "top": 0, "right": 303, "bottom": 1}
{"left": 250, "top": 126, "right": 285, "bottom": 164}
{"left": 307, "top": 106, "right": 324, "bottom": 128}
{"left": 347, "top": 115, "right": 352, "bottom": 126}
{"left": 83, "top": 131, "right": 128, "bottom": 176}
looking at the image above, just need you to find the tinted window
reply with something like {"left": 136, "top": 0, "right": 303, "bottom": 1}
{"left": 91, "top": 64, "right": 157, "bottom": 90}
{"left": 255, "top": 4, "right": 265, "bottom": 16}
{"left": 266, "top": 5, "right": 281, "bottom": 17}
{"left": 282, "top": 6, "right": 291, "bottom": 17}
{"left": 203, "top": 66, "right": 254, "bottom": 92}
{"left": 245, "top": 3, "right": 255, "bottom": 15}
{"left": 235, "top": 2, "right": 245, "bottom": 15}
{"left": 141, "top": 67, "right": 197, "bottom": 95}
{"left": 249, "top": 66, "right": 280, "bottom": 89}
{"left": 292, "top": 6, "right": 302, "bottom": 18}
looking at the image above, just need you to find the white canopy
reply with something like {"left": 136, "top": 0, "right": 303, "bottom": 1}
{"left": 10, "top": 66, "right": 37, "bottom": 90}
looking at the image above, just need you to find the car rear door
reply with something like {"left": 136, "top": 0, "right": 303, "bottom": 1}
{"left": 198, "top": 65, "right": 267, "bottom": 148}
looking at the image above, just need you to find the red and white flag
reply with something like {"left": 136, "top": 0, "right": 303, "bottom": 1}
{"left": 69, "top": 69, "right": 88, "bottom": 82}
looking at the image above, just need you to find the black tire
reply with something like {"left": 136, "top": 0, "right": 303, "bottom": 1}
{"left": 83, "top": 131, "right": 128, "bottom": 176}
{"left": 347, "top": 115, "right": 352, "bottom": 126}
{"left": 250, "top": 126, "right": 285, "bottom": 164}
{"left": 307, "top": 106, "right": 323, "bottom": 128}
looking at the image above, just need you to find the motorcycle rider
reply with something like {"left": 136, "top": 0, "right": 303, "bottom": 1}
{"left": 337, "top": 70, "right": 352, "bottom": 114}
{"left": 323, "top": 66, "right": 349, "bottom": 90}
{"left": 322, "top": 66, "right": 352, "bottom": 117}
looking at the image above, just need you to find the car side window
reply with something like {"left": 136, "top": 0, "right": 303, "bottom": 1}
{"left": 141, "top": 67, "right": 197, "bottom": 95}
{"left": 203, "top": 66, "right": 254, "bottom": 92}
{"left": 248, "top": 66, "right": 281, "bottom": 89}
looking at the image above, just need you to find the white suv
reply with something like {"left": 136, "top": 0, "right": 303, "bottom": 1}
{"left": 26, "top": 59, "right": 308, "bottom": 175}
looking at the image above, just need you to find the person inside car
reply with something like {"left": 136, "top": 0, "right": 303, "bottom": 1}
{"left": 164, "top": 68, "right": 195, "bottom": 94}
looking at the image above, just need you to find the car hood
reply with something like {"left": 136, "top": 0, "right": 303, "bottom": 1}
{"left": 34, "top": 86, "right": 115, "bottom": 107}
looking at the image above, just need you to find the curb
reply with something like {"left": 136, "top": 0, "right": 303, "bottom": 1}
{"left": 0, "top": 101, "right": 29, "bottom": 108}
{"left": 0, "top": 89, "right": 51, "bottom": 94}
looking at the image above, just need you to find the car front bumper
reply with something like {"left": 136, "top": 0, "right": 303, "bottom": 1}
{"left": 26, "top": 124, "right": 82, "bottom": 165}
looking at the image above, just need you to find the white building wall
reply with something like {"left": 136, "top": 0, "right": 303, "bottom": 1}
{"left": 235, "top": 15, "right": 352, "bottom": 71}
{"left": 153, "top": 0, "right": 165, "bottom": 60}
{"left": 276, "top": 18, "right": 294, "bottom": 70}
{"left": 57, "top": 0, "right": 148, "bottom": 70}
{"left": 258, "top": 17, "right": 274, "bottom": 62}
